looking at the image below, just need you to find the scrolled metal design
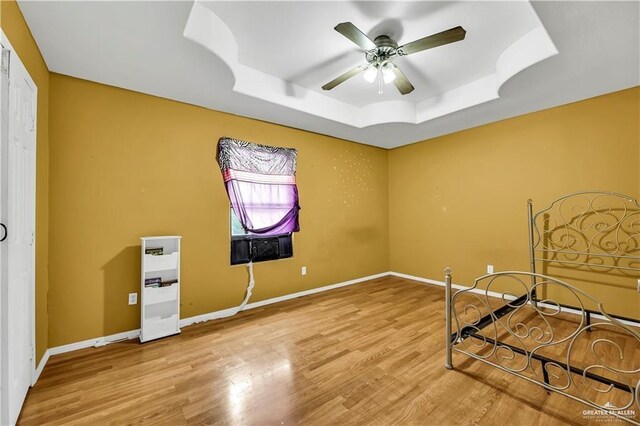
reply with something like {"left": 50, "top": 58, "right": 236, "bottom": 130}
{"left": 567, "top": 323, "right": 640, "bottom": 411}
{"left": 542, "top": 361, "right": 572, "bottom": 391}
{"left": 530, "top": 191, "right": 640, "bottom": 274}
{"left": 453, "top": 292, "right": 500, "bottom": 358}
{"left": 450, "top": 271, "right": 640, "bottom": 421}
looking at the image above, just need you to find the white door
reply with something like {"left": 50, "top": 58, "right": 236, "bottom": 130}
{"left": 0, "top": 38, "right": 36, "bottom": 426}
{"left": 0, "top": 46, "right": 5, "bottom": 426}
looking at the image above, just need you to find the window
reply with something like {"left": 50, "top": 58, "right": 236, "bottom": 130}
{"left": 231, "top": 208, "right": 250, "bottom": 237}
{"left": 230, "top": 208, "right": 293, "bottom": 265}
{"left": 217, "top": 137, "right": 300, "bottom": 265}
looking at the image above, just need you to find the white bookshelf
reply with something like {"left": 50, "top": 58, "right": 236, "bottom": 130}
{"left": 140, "top": 236, "right": 181, "bottom": 343}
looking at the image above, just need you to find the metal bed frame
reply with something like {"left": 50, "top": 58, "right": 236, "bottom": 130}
{"left": 444, "top": 192, "right": 640, "bottom": 424}
{"left": 528, "top": 191, "right": 640, "bottom": 327}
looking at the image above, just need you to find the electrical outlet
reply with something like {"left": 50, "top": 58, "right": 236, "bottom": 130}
{"left": 487, "top": 265, "right": 494, "bottom": 274}
{"left": 301, "top": 266, "right": 307, "bottom": 276}
{"left": 128, "top": 292, "right": 138, "bottom": 305}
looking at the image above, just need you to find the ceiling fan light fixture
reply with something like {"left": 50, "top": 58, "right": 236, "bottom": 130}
{"left": 363, "top": 65, "right": 378, "bottom": 83}
{"left": 381, "top": 63, "right": 396, "bottom": 84}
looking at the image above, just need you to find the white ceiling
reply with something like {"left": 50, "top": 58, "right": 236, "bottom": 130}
{"left": 17, "top": 1, "right": 640, "bottom": 149}
{"left": 202, "top": 1, "right": 542, "bottom": 106}
{"left": 184, "top": 1, "right": 556, "bottom": 129}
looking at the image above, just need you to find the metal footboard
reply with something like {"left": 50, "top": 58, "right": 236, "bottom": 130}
{"left": 444, "top": 269, "right": 640, "bottom": 425}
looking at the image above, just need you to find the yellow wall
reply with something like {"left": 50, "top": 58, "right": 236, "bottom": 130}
{"left": 48, "top": 73, "right": 389, "bottom": 347}
{"left": 3, "top": 5, "right": 639, "bottom": 350}
{"left": 1, "top": 0, "right": 50, "bottom": 363}
{"left": 389, "top": 87, "right": 640, "bottom": 318}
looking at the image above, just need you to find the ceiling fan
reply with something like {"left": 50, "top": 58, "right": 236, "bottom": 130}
{"left": 322, "top": 22, "right": 466, "bottom": 95}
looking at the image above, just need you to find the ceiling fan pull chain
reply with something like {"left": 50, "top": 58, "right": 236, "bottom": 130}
{"left": 378, "top": 70, "right": 383, "bottom": 95}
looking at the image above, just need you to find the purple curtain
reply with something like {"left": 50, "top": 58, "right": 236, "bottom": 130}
{"left": 217, "top": 137, "right": 300, "bottom": 235}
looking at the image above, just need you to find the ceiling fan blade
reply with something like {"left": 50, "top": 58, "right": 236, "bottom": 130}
{"left": 392, "top": 65, "right": 414, "bottom": 95}
{"left": 398, "top": 26, "right": 466, "bottom": 56}
{"left": 322, "top": 65, "right": 366, "bottom": 91}
{"left": 334, "top": 22, "right": 377, "bottom": 50}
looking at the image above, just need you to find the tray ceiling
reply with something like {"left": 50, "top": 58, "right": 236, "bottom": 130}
{"left": 186, "top": 0, "right": 556, "bottom": 128}
{"left": 17, "top": 1, "right": 640, "bottom": 148}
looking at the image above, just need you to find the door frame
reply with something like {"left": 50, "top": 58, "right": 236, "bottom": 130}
{"left": 0, "top": 28, "right": 38, "bottom": 425}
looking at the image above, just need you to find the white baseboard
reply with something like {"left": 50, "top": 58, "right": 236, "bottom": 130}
{"left": 32, "top": 349, "right": 50, "bottom": 385}
{"left": 48, "top": 329, "right": 141, "bottom": 357}
{"left": 39, "top": 271, "right": 391, "bottom": 377}
{"left": 179, "top": 271, "right": 390, "bottom": 327}
{"left": 389, "top": 271, "right": 508, "bottom": 299}
{"left": 389, "top": 271, "right": 640, "bottom": 329}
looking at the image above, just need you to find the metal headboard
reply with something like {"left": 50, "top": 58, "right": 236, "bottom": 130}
{"left": 528, "top": 191, "right": 640, "bottom": 275}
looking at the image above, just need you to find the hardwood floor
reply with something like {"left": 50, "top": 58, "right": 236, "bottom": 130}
{"left": 18, "top": 276, "right": 637, "bottom": 425}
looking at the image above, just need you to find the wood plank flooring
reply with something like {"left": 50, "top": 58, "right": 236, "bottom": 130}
{"left": 18, "top": 276, "right": 638, "bottom": 425}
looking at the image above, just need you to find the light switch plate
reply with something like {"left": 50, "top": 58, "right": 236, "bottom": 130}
{"left": 128, "top": 292, "right": 138, "bottom": 305}
{"left": 487, "top": 265, "right": 494, "bottom": 274}
{"left": 301, "top": 266, "right": 307, "bottom": 276}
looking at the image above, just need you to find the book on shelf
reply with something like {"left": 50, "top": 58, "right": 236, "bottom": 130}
{"left": 145, "top": 247, "right": 164, "bottom": 256}
{"left": 144, "top": 277, "right": 162, "bottom": 285}
{"left": 144, "top": 278, "right": 177, "bottom": 288}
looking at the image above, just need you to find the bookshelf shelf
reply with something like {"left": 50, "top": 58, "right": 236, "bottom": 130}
{"left": 143, "top": 284, "right": 178, "bottom": 305}
{"left": 143, "top": 252, "right": 179, "bottom": 272}
{"left": 140, "top": 236, "right": 181, "bottom": 343}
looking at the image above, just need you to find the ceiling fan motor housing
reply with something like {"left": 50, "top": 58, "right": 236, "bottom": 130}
{"left": 365, "top": 35, "right": 398, "bottom": 65}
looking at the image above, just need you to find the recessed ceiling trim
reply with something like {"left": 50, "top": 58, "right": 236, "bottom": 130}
{"left": 496, "top": 26, "right": 559, "bottom": 92}
{"left": 184, "top": 0, "right": 557, "bottom": 129}
{"left": 19, "top": 1, "right": 636, "bottom": 148}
